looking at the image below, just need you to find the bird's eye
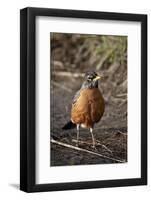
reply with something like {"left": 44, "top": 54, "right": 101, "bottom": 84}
{"left": 87, "top": 76, "right": 93, "bottom": 81}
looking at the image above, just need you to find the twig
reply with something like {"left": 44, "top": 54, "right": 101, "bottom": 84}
{"left": 52, "top": 60, "right": 64, "bottom": 69}
{"left": 51, "top": 139, "right": 125, "bottom": 163}
{"left": 52, "top": 71, "right": 84, "bottom": 78}
{"left": 96, "top": 140, "right": 113, "bottom": 154}
{"left": 116, "top": 130, "right": 127, "bottom": 136}
{"left": 115, "top": 93, "right": 127, "bottom": 98}
{"left": 72, "top": 139, "right": 113, "bottom": 154}
{"left": 51, "top": 81, "right": 72, "bottom": 92}
{"left": 111, "top": 96, "right": 127, "bottom": 103}
{"left": 72, "top": 139, "right": 91, "bottom": 145}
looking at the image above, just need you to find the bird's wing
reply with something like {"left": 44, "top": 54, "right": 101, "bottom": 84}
{"left": 72, "top": 89, "right": 81, "bottom": 105}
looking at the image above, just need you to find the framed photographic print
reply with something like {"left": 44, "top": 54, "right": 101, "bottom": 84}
{"left": 20, "top": 7, "right": 147, "bottom": 192}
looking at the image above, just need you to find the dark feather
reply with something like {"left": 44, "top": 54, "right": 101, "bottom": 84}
{"left": 72, "top": 89, "right": 81, "bottom": 105}
{"left": 62, "top": 121, "right": 76, "bottom": 130}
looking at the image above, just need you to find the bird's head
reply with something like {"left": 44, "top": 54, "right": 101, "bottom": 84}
{"left": 82, "top": 71, "right": 103, "bottom": 89}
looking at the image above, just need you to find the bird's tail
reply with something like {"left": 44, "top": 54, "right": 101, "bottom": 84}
{"left": 62, "top": 121, "right": 76, "bottom": 130}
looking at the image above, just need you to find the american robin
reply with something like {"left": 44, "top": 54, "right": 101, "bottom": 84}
{"left": 62, "top": 71, "right": 105, "bottom": 148}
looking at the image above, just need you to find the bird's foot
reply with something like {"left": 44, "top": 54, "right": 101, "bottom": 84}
{"left": 91, "top": 143, "right": 96, "bottom": 150}
{"left": 76, "top": 142, "right": 79, "bottom": 147}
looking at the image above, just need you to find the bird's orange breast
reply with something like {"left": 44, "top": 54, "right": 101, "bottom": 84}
{"left": 71, "top": 88, "right": 105, "bottom": 128}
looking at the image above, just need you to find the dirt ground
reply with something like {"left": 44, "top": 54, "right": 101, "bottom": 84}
{"left": 50, "top": 75, "right": 127, "bottom": 166}
{"left": 50, "top": 33, "right": 127, "bottom": 166}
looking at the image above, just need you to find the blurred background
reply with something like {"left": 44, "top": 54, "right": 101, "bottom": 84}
{"left": 50, "top": 33, "right": 127, "bottom": 166}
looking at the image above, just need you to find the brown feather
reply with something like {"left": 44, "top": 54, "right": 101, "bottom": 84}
{"left": 71, "top": 88, "right": 105, "bottom": 128}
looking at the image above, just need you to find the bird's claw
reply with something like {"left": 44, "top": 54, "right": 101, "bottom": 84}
{"left": 92, "top": 143, "right": 96, "bottom": 150}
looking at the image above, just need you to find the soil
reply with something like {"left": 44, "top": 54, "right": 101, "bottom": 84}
{"left": 50, "top": 76, "right": 127, "bottom": 166}
{"left": 50, "top": 33, "right": 127, "bottom": 166}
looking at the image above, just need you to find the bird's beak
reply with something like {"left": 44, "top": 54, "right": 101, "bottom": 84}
{"left": 94, "top": 75, "right": 103, "bottom": 81}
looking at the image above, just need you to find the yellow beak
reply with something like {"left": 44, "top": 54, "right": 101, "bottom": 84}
{"left": 93, "top": 75, "right": 102, "bottom": 81}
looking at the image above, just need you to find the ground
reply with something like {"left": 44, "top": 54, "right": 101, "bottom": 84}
{"left": 50, "top": 33, "right": 127, "bottom": 166}
{"left": 50, "top": 75, "right": 127, "bottom": 166}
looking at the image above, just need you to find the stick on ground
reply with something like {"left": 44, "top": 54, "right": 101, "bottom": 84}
{"left": 72, "top": 139, "right": 113, "bottom": 154}
{"left": 51, "top": 138, "right": 125, "bottom": 163}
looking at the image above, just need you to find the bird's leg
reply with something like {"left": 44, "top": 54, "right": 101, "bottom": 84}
{"left": 76, "top": 124, "right": 80, "bottom": 146}
{"left": 90, "top": 128, "right": 95, "bottom": 148}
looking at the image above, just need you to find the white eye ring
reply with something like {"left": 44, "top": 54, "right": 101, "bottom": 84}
{"left": 87, "top": 76, "right": 93, "bottom": 80}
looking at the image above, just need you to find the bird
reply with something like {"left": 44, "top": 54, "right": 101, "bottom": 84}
{"left": 62, "top": 71, "right": 105, "bottom": 148}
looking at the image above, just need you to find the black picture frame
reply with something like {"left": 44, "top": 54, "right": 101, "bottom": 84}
{"left": 20, "top": 7, "right": 147, "bottom": 192}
